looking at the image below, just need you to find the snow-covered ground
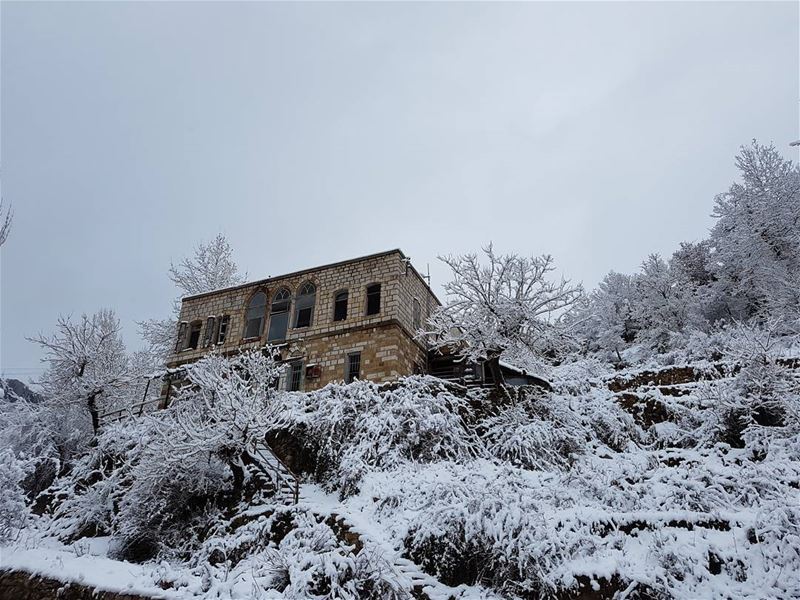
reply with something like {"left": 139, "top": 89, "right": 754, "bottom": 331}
{"left": 2, "top": 347, "right": 798, "bottom": 599}
{"left": 2, "top": 537, "right": 190, "bottom": 598}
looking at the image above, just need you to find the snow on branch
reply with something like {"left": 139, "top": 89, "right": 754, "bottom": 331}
{"left": 424, "top": 245, "right": 583, "bottom": 377}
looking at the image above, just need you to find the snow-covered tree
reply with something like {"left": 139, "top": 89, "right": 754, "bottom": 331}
{"left": 574, "top": 271, "right": 638, "bottom": 362}
{"left": 630, "top": 254, "right": 696, "bottom": 351}
{"left": 709, "top": 141, "right": 800, "bottom": 324}
{"left": 139, "top": 351, "right": 283, "bottom": 498}
{"left": 670, "top": 241, "right": 715, "bottom": 289}
{"left": 168, "top": 233, "right": 244, "bottom": 297}
{"left": 425, "top": 246, "right": 582, "bottom": 384}
{"left": 140, "top": 234, "right": 245, "bottom": 361}
{"left": 576, "top": 252, "right": 708, "bottom": 360}
{"left": 30, "top": 309, "right": 131, "bottom": 436}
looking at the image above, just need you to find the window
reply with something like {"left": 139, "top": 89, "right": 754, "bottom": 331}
{"left": 287, "top": 361, "right": 303, "bottom": 391}
{"left": 187, "top": 321, "right": 202, "bottom": 350}
{"left": 174, "top": 322, "right": 188, "bottom": 353}
{"left": 412, "top": 298, "right": 421, "bottom": 331}
{"left": 294, "top": 282, "right": 316, "bottom": 328}
{"left": 216, "top": 315, "right": 230, "bottom": 344}
{"left": 346, "top": 352, "right": 361, "bottom": 383}
{"left": 202, "top": 317, "right": 216, "bottom": 348}
{"left": 267, "top": 288, "right": 291, "bottom": 342}
{"left": 243, "top": 291, "right": 267, "bottom": 339}
{"left": 365, "top": 283, "right": 381, "bottom": 316}
{"left": 333, "top": 290, "right": 348, "bottom": 322}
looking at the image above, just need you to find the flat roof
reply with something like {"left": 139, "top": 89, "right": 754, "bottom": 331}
{"left": 183, "top": 248, "right": 441, "bottom": 305}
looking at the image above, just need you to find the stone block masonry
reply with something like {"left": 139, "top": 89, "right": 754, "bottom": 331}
{"left": 164, "top": 249, "right": 439, "bottom": 391}
{"left": 0, "top": 570, "right": 164, "bottom": 600}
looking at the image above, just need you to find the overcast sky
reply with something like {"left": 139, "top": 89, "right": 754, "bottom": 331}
{"left": 1, "top": 1, "right": 798, "bottom": 380}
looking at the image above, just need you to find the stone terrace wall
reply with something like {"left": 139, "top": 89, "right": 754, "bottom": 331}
{"left": 0, "top": 570, "right": 163, "bottom": 600}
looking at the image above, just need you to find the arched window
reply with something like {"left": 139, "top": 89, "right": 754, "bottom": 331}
{"left": 243, "top": 291, "right": 267, "bottom": 339}
{"left": 267, "top": 288, "right": 291, "bottom": 342}
{"left": 412, "top": 298, "right": 421, "bottom": 331}
{"left": 333, "top": 290, "right": 348, "bottom": 322}
{"left": 294, "top": 282, "right": 316, "bottom": 328}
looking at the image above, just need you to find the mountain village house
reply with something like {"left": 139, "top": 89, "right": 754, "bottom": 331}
{"left": 163, "top": 248, "right": 544, "bottom": 399}
{"left": 165, "top": 250, "right": 438, "bottom": 393}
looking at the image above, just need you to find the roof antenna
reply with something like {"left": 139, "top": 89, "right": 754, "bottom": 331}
{"left": 423, "top": 263, "right": 431, "bottom": 287}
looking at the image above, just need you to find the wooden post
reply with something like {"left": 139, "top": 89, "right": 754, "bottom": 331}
{"left": 160, "top": 374, "right": 172, "bottom": 410}
{"left": 138, "top": 378, "right": 151, "bottom": 416}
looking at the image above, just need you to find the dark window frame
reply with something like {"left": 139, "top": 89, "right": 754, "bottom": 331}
{"left": 365, "top": 283, "right": 381, "bottom": 316}
{"left": 175, "top": 322, "right": 188, "bottom": 353}
{"left": 293, "top": 281, "right": 316, "bottom": 329}
{"left": 346, "top": 352, "right": 361, "bottom": 383}
{"left": 187, "top": 320, "right": 203, "bottom": 350}
{"left": 202, "top": 316, "right": 216, "bottom": 348}
{"left": 333, "top": 289, "right": 348, "bottom": 322}
{"left": 267, "top": 288, "right": 292, "bottom": 342}
{"left": 216, "top": 315, "right": 230, "bottom": 344}
{"left": 287, "top": 361, "right": 304, "bottom": 391}
{"left": 243, "top": 290, "right": 268, "bottom": 340}
{"left": 412, "top": 298, "right": 421, "bottom": 331}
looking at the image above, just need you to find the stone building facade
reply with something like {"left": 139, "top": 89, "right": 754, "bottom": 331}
{"left": 165, "top": 249, "right": 440, "bottom": 392}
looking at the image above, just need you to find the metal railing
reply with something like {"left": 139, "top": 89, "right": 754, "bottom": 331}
{"left": 99, "top": 397, "right": 163, "bottom": 424}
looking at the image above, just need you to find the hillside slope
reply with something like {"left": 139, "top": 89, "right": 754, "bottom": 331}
{"left": 3, "top": 346, "right": 798, "bottom": 599}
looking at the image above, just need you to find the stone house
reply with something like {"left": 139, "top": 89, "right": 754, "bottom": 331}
{"left": 164, "top": 249, "right": 440, "bottom": 393}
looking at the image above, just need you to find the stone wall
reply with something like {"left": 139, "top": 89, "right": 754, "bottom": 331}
{"left": 281, "top": 321, "right": 428, "bottom": 391}
{"left": 164, "top": 249, "right": 438, "bottom": 390}
{"left": 394, "top": 260, "right": 439, "bottom": 337}
{"left": 0, "top": 570, "right": 162, "bottom": 600}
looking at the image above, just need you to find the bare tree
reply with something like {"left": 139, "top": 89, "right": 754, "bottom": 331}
{"left": 30, "top": 310, "right": 130, "bottom": 436}
{"left": 168, "top": 233, "right": 245, "bottom": 297}
{"left": 0, "top": 200, "right": 12, "bottom": 247}
{"left": 425, "top": 245, "right": 583, "bottom": 386}
{"left": 140, "top": 233, "right": 245, "bottom": 361}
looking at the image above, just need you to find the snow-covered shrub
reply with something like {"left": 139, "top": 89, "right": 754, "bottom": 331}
{"left": 0, "top": 394, "right": 89, "bottom": 498}
{"left": 480, "top": 392, "right": 584, "bottom": 470}
{"left": 550, "top": 360, "right": 643, "bottom": 452}
{"left": 693, "top": 321, "right": 800, "bottom": 450}
{"left": 190, "top": 507, "right": 407, "bottom": 599}
{"left": 0, "top": 448, "right": 30, "bottom": 542}
{"left": 354, "top": 432, "right": 800, "bottom": 600}
{"left": 41, "top": 416, "right": 155, "bottom": 544}
{"left": 110, "top": 350, "right": 285, "bottom": 559}
{"left": 276, "top": 376, "right": 483, "bottom": 496}
{"left": 114, "top": 444, "right": 230, "bottom": 561}
{"left": 362, "top": 462, "right": 585, "bottom": 595}
{"left": 42, "top": 350, "right": 288, "bottom": 560}
{"left": 550, "top": 358, "right": 613, "bottom": 395}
